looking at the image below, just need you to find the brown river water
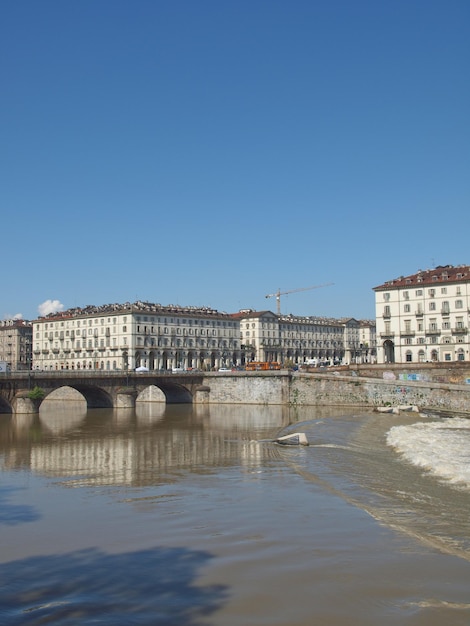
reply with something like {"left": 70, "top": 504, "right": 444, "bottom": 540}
{"left": 0, "top": 398, "right": 469, "bottom": 625}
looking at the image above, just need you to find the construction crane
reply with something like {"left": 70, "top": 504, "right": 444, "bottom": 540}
{"left": 265, "top": 283, "right": 334, "bottom": 316}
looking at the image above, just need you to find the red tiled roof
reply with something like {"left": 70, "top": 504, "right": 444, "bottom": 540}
{"left": 373, "top": 265, "right": 470, "bottom": 291}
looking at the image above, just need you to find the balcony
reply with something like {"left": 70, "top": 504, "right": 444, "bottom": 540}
{"left": 52, "top": 348, "right": 59, "bottom": 354}
{"left": 400, "top": 330, "right": 415, "bottom": 337}
{"left": 415, "top": 310, "right": 423, "bottom": 317}
{"left": 379, "top": 332, "right": 395, "bottom": 338}
{"left": 425, "top": 328, "right": 440, "bottom": 335}
{"left": 452, "top": 327, "right": 467, "bottom": 334}
{"left": 63, "top": 348, "right": 71, "bottom": 353}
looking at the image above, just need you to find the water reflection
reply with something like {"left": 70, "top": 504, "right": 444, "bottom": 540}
{"left": 0, "top": 403, "right": 292, "bottom": 487}
{"left": 0, "top": 546, "right": 227, "bottom": 625}
{"left": 40, "top": 405, "right": 87, "bottom": 434}
{"left": 0, "top": 486, "right": 40, "bottom": 525}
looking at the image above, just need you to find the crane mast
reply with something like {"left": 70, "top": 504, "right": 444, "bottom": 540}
{"left": 265, "top": 283, "right": 333, "bottom": 315}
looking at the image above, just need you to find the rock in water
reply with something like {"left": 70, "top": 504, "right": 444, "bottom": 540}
{"left": 275, "top": 432, "right": 309, "bottom": 446}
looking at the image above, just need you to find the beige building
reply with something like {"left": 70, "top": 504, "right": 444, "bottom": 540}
{"left": 32, "top": 301, "right": 241, "bottom": 371}
{"left": 359, "top": 320, "right": 377, "bottom": 364}
{"left": 0, "top": 319, "right": 33, "bottom": 371}
{"left": 373, "top": 265, "right": 470, "bottom": 364}
{"left": 234, "top": 310, "right": 373, "bottom": 365}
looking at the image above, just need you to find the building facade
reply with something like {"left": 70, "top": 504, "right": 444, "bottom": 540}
{"left": 32, "top": 302, "right": 241, "bottom": 371}
{"left": 359, "top": 320, "right": 377, "bottom": 364}
{"left": 234, "top": 310, "right": 375, "bottom": 365}
{"left": 0, "top": 319, "right": 33, "bottom": 371}
{"left": 373, "top": 265, "right": 470, "bottom": 364}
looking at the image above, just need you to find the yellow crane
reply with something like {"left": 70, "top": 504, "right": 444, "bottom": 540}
{"left": 265, "top": 283, "right": 334, "bottom": 316}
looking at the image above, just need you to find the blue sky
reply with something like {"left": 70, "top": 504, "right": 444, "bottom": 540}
{"left": 2, "top": 0, "right": 469, "bottom": 321}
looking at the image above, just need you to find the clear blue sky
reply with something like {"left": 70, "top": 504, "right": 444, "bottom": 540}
{"left": 2, "top": 0, "right": 469, "bottom": 321}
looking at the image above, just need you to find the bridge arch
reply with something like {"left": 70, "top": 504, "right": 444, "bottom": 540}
{"left": 43, "top": 384, "right": 114, "bottom": 409}
{"left": 0, "top": 395, "right": 12, "bottom": 414}
{"left": 136, "top": 382, "right": 193, "bottom": 404}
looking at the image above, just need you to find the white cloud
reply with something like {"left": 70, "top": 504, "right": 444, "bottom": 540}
{"left": 3, "top": 312, "right": 23, "bottom": 320}
{"left": 38, "top": 299, "right": 65, "bottom": 317}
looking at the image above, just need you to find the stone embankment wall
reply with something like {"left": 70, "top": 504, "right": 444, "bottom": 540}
{"left": 206, "top": 372, "right": 290, "bottom": 405}
{"left": 290, "top": 373, "right": 470, "bottom": 414}
{"left": 335, "top": 362, "right": 470, "bottom": 386}
{"left": 205, "top": 370, "right": 470, "bottom": 415}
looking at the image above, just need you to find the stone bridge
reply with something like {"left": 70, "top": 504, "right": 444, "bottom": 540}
{"left": 1, "top": 368, "right": 469, "bottom": 415}
{"left": 0, "top": 371, "right": 209, "bottom": 414}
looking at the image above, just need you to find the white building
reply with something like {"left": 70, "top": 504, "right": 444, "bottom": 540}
{"left": 359, "top": 320, "right": 377, "bottom": 364}
{"left": 234, "top": 310, "right": 372, "bottom": 365}
{"left": 373, "top": 265, "right": 470, "bottom": 364}
{"left": 32, "top": 301, "right": 241, "bottom": 371}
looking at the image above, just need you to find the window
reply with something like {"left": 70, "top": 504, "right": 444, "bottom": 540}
{"left": 403, "top": 291, "right": 409, "bottom": 300}
{"left": 416, "top": 290, "right": 423, "bottom": 296}
{"left": 404, "top": 304, "right": 410, "bottom": 312}
{"left": 383, "top": 293, "right": 390, "bottom": 301}
{"left": 455, "top": 300, "right": 463, "bottom": 309}
{"left": 383, "top": 306, "right": 391, "bottom": 317}
{"left": 429, "top": 302, "right": 436, "bottom": 311}
{"left": 406, "top": 351, "right": 412, "bottom": 362}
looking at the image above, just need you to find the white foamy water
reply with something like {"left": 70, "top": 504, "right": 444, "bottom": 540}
{"left": 386, "top": 417, "right": 470, "bottom": 490}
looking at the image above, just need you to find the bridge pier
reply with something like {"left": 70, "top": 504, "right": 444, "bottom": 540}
{"left": 115, "top": 388, "right": 137, "bottom": 410}
{"left": 14, "top": 392, "right": 41, "bottom": 414}
{"left": 193, "top": 385, "right": 210, "bottom": 404}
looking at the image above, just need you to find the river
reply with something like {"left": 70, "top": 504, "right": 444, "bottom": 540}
{"left": 0, "top": 399, "right": 469, "bottom": 625}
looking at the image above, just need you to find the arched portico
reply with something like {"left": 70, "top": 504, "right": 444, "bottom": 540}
{"left": 383, "top": 340, "right": 395, "bottom": 363}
